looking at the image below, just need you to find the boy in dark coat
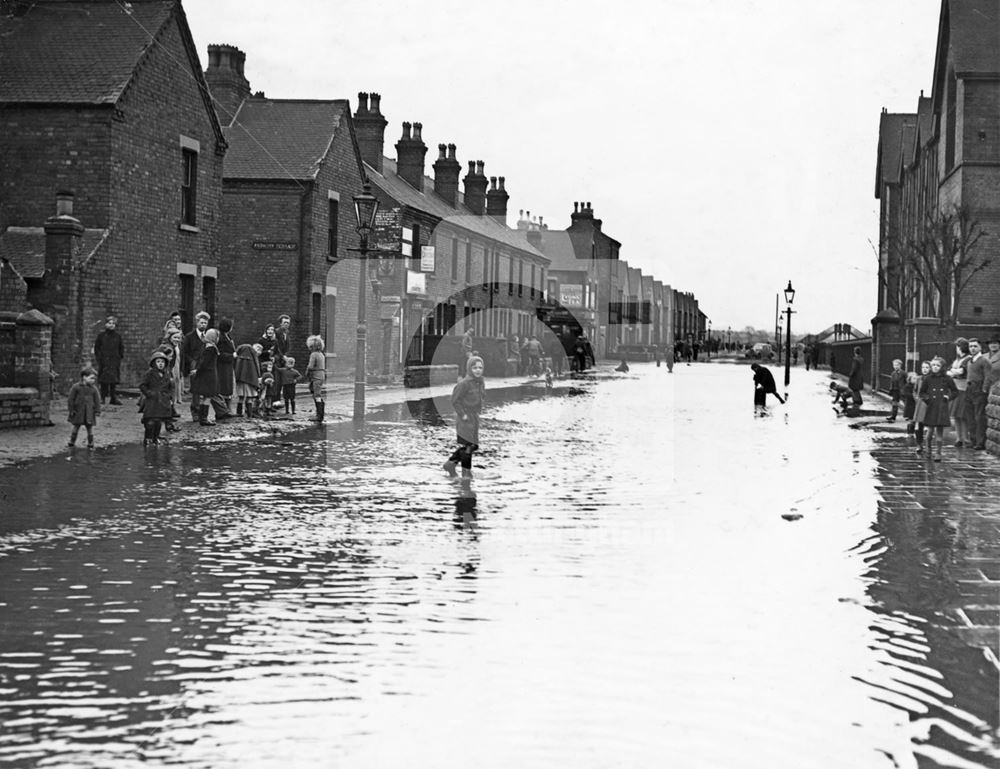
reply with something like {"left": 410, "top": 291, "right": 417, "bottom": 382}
{"left": 93, "top": 315, "right": 124, "bottom": 405}
{"left": 67, "top": 368, "right": 101, "bottom": 448}
{"left": 280, "top": 356, "right": 302, "bottom": 415}
{"left": 139, "top": 351, "right": 174, "bottom": 445}
{"left": 886, "top": 358, "right": 906, "bottom": 421}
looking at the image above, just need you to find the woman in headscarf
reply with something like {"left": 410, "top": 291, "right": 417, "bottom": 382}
{"left": 216, "top": 317, "right": 237, "bottom": 415}
{"left": 234, "top": 342, "right": 262, "bottom": 418}
{"left": 190, "top": 328, "right": 221, "bottom": 426}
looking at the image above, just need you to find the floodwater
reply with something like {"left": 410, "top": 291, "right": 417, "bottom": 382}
{"left": 0, "top": 364, "right": 997, "bottom": 768}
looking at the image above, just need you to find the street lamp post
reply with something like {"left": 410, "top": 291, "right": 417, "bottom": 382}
{"left": 707, "top": 319, "right": 712, "bottom": 359}
{"left": 727, "top": 326, "right": 732, "bottom": 352}
{"left": 783, "top": 280, "right": 796, "bottom": 387}
{"left": 352, "top": 182, "right": 379, "bottom": 422}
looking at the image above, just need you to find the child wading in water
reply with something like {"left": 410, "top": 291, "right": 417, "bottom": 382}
{"left": 303, "top": 335, "right": 326, "bottom": 422}
{"left": 443, "top": 355, "right": 485, "bottom": 477}
{"left": 67, "top": 368, "right": 101, "bottom": 449}
{"left": 139, "top": 351, "right": 174, "bottom": 445}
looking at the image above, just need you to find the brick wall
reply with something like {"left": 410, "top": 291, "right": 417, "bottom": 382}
{"left": 0, "top": 106, "right": 113, "bottom": 232}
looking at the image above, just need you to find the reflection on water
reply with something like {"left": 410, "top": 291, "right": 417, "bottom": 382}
{"left": 0, "top": 367, "right": 997, "bottom": 767}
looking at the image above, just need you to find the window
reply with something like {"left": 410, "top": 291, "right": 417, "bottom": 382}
{"left": 411, "top": 224, "right": 421, "bottom": 271}
{"left": 508, "top": 257, "right": 514, "bottom": 294}
{"left": 181, "top": 148, "right": 198, "bottom": 226}
{"left": 179, "top": 274, "right": 195, "bottom": 333}
{"left": 530, "top": 264, "right": 535, "bottom": 297}
{"left": 518, "top": 261, "right": 524, "bottom": 296}
{"left": 312, "top": 292, "right": 322, "bottom": 336}
{"left": 465, "top": 241, "right": 472, "bottom": 284}
{"left": 325, "top": 294, "right": 337, "bottom": 353}
{"left": 945, "top": 69, "right": 957, "bottom": 171}
{"left": 328, "top": 197, "right": 339, "bottom": 259}
{"left": 201, "top": 276, "right": 216, "bottom": 324}
{"left": 451, "top": 237, "right": 459, "bottom": 280}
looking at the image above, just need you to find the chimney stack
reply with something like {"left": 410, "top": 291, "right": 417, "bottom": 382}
{"left": 395, "top": 121, "right": 428, "bottom": 191}
{"left": 433, "top": 142, "right": 461, "bottom": 206}
{"left": 463, "top": 160, "right": 488, "bottom": 215}
{"left": 486, "top": 176, "right": 509, "bottom": 224}
{"left": 205, "top": 44, "right": 250, "bottom": 126}
{"left": 354, "top": 91, "right": 389, "bottom": 173}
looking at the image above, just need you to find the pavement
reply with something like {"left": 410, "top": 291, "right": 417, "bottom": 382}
{"left": 0, "top": 369, "right": 567, "bottom": 469}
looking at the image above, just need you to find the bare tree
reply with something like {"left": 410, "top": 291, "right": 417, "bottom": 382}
{"left": 870, "top": 236, "right": 920, "bottom": 318}
{"left": 900, "top": 204, "right": 988, "bottom": 325}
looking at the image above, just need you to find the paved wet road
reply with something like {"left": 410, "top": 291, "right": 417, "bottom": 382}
{"left": 0, "top": 364, "right": 997, "bottom": 768}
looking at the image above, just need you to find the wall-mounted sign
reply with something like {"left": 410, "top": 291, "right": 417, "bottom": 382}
{"left": 406, "top": 270, "right": 426, "bottom": 295}
{"left": 372, "top": 208, "right": 403, "bottom": 255}
{"left": 252, "top": 241, "right": 298, "bottom": 251}
{"left": 420, "top": 245, "right": 435, "bottom": 272}
{"left": 560, "top": 284, "right": 584, "bottom": 307}
{"left": 380, "top": 295, "right": 401, "bottom": 303}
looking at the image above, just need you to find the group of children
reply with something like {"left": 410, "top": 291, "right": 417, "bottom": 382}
{"left": 66, "top": 332, "right": 328, "bottom": 449}
{"left": 833, "top": 357, "right": 962, "bottom": 461}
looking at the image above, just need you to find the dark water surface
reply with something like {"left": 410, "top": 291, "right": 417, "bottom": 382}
{"left": 0, "top": 366, "right": 997, "bottom": 767}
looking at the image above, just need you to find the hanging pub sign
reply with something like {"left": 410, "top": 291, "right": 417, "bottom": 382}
{"left": 420, "top": 245, "right": 435, "bottom": 272}
{"left": 372, "top": 208, "right": 403, "bottom": 256}
{"left": 406, "top": 270, "right": 427, "bottom": 296}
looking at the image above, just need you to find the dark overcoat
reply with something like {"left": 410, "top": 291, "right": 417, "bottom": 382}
{"left": 920, "top": 370, "right": 958, "bottom": 427}
{"left": 848, "top": 354, "right": 864, "bottom": 391}
{"left": 452, "top": 375, "right": 485, "bottom": 445}
{"left": 181, "top": 330, "right": 204, "bottom": 377}
{"left": 93, "top": 329, "right": 124, "bottom": 384}
{"left": 139, "top": 366, "right": 174, "bottom": 420}
{"left": 67, "top": 382, "right": 101, "bottom": 426}
{"left": 216, "top": 333, "right": 236, "bottom": 398}
{"left": 190, "top": 344, "right": 220, "bottom": 397}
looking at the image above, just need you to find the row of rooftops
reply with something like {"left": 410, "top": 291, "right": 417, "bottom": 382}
{"left": 0, "top": 0, "right": 697, "bottom": 308}
{"left": 875, "top": 0, "right": 1000, "bottom": 197}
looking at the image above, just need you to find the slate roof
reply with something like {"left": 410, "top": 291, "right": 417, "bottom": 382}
{"left": 948, "top": 0, "right": 1000, "bottom": 74}
{"left": 904, "top": 95, "right": 934, "bottom": 166}
{"left": 0, "top": 226, "right": 108, "bottom": 278}
{"left": 0, "top": 1, "right": 175, "bottom": 104}
{"left": 366, "top": 158, "right": 548, "bottom": 261}
{"left": 223, "top": 99, "right": 350, "bottom": 181}
{"left": 875, "top": 112, "right": 916, "bottom": 197}
{"left": 516, "top": 229, "right": 584, "bottom": 271}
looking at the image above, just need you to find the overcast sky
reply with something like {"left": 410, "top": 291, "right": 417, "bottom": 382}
{"left": 185, "top": 0, "right": 942, "bottom": 336}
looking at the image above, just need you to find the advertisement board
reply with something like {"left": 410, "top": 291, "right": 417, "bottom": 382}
{"left": 559, "top": 284, "right": 584, "bottom": 307}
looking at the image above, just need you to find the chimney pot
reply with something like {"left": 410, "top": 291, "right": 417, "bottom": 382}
{"left": 370, "top": 93, "right": 382, "bottom": 113}
{"left": 358, "top": 92, "right": 370, "bottom": 112}
{"left": 401, "top": 121, "right": 412, "bottom": 140}
{"left": 468, "top": 161, "right": 476, "bottom": 174}
{"left": 438, "top": 143, "right": 447, "bottom": 159}
{"left": 447, "top": 143, "right": 456, "bottom": 159}
{"left": 476, "top": 160, "right": 485, "bottom": 175}
{"left": 498, "top": 176, "right": 505, "bottom": 191}
{"left": 413, "top": 122, "right": 423, "bottom": 140}
{"left": 490, "top": 176, "right": 497, "bottom": 190}
{"left": 574, "top": 202, "right": 579, "bottom": 213}
{"left": 586, "top": 201, "right": 591, "bottom": 209}
{"left": 55, "top": 191, "right": 74, "bottom": 217}
{"left": 354, "top": 90, "right": 388, "bottom": 173}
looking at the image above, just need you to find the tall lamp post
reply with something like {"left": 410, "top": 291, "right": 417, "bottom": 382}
{"left": 352, "top": 182, "right": 379, "bottom": 422}
{"left": 707, "top": 319, "right": 712, "bottom": 358}
{"left": 783, "top": 280, "right": 796, "bottom": 387}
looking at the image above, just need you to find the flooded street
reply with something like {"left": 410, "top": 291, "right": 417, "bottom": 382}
{"left": 1, "top": 363, "right": 998, "bottom": 768}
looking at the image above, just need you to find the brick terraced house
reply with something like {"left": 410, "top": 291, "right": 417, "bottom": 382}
{"left": 0, "top": 0, "right": 226, "bottom": 389}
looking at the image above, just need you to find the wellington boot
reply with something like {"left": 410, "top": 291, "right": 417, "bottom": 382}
{"left": 314, "top": 402, "right": 325, "bottom": 423}
{"left": 236, "top": 401, "right": 244, "bottom": 417}
{"left": 199, "top": 405, "right": 215, "bottom": 426}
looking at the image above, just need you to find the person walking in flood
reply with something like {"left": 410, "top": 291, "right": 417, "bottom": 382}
{"left": 139, "top": 351, "right": 174, "bottom": 446}
{"left": 443, "top": 355, "right": 485, "bottom": 478}
{"left": 750, "top": 362, "right": 785, "bottom": 412}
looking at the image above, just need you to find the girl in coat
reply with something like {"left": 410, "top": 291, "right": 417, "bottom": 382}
{"left": 920, "top": 356, "right": 958, "bottom": 461}
{"left": 947, "top": 337, "right": 971, "bottom": 447}
{"left": 443, "top": 355, "right": 485, "bottom": 477}
{"left": 139, "top": 351, "right": 174, "bottom": 445}
{"left": 234, "top": 343, "right": 262, "bottom": 417}
{"left": 190, "top": 328, "right": 221, "bottom": 426}
{"left": 912, "top": 360, "right": 931, "bottom": 455}
{"left": 303, "top": 335, "right": 326, "bottom": 422}
{"left": 67, "top": 368, "right": 101, "bottom": 449}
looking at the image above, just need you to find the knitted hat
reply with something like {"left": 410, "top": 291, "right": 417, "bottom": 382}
{"left": 466, "top": 355, "right": 484, "bottom": 376}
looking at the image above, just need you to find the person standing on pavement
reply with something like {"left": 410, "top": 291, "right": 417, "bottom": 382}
{"left": 848, "top": 346, "right": 865, "bottom": 407}
{"left": 443, "top": 355, "right": 485, "bottom": 477}
{"left": 546, "top": 334, "right": 565, "bottom": 377}
{"left": 303, "top": 334, "right": 327, "bottom": 422}
{"left": 190, "top": 328, "right": 228, "bottom": 426}
{"left": 181, "top": 312, "right": 210, "bottom": 418}
{"left": 920, "top": 356, "right": 958, "bottom": 461}
{"left": 985, "top": 336, "right": 1000, "bottom": 395}
{"left": 886, "top": 359, "right": 906, "bottom": 422}
{"left": 750, "top": 363, "right": 785, "bottom": 412}
{"left": 93, "top": 315, "right": 124, "bottom": 405}
{"left": 913, "top": 360, "right": 932, "bottom": 455}
{"left": 461, "top": 327, "right": 474, "bottom": 363}
{"left": 964, "top": 338, "right": 989, "bottom": 450}
{"left": 525, "top": 335, "right": 543, "bottom": 376}
{"left": 233, "top": 342, "right": 261, "bottom": 418}
{"left": 258, "top": 324, "right": 278, "bottom": 364}
{"left": 947, "top": 337, "right": 971, "bottom": 447}
{"left": 67, "top": 367, "right": 101, "bottom": 449}
{"left": 274, "top": 315, "right": 292, "bottom": 366}
{"left": 216, "top": 318, "right": 237, "bottom": 416}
